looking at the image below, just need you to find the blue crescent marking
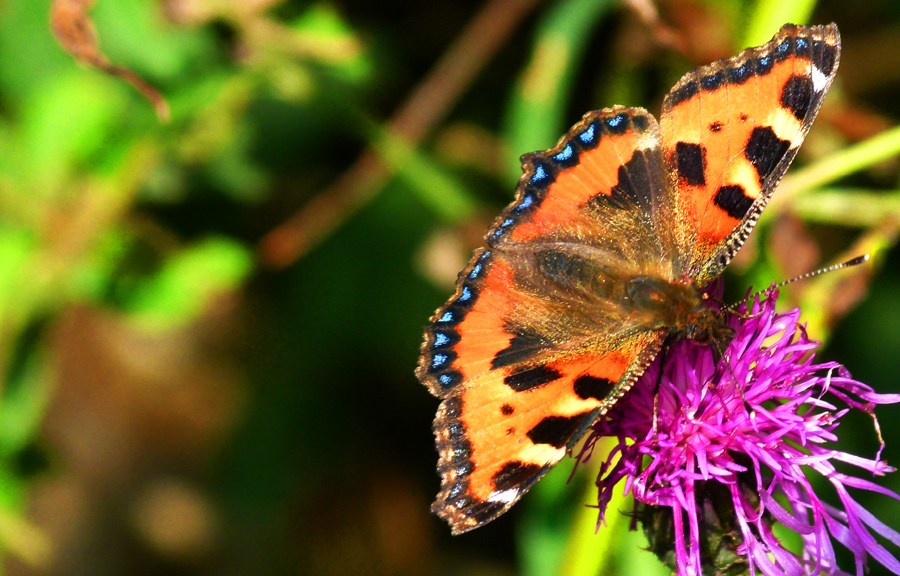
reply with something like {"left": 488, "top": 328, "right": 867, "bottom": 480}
{"left": 554, "top": 145, "right": 573, "bottom": 161}
{"left": 515, "top": 195, "right": 534, "bottom": 212}
{"left": 579, "top": 124, "right": 595, "bottom": 144}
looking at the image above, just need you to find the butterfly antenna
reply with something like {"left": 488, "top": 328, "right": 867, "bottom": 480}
{"left": 725, "top": 254, "right": 870, "bottom": 312}
{"left": 773, "top": 254, "right": 870, "bottom": 289}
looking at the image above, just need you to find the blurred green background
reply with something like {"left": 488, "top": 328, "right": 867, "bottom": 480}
{"left": 0, "top": 0, "right": 899, "bottom": 574}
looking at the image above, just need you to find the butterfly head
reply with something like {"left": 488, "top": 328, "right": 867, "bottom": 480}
{"left": 623, "top": 276, "right": 734, "bottom": 346}
{"left": 682, "top": 304, "right": 735, "bottom": 347}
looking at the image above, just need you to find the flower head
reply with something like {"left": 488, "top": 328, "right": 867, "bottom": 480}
{"left": 577, "top": 288, "right": 900, "bottom": 576}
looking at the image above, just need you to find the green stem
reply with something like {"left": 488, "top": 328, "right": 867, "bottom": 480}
{"left": 791, "top": 188, "right": 900, "bottom": 226}
{"left": 779, "top": 125, "right": 900, "bottom": 198}
{"left": 369, "top": 124, "right": 480, "bottom": 223}
{"left": 554, "top": 472, "right": 628, "bottom": 576}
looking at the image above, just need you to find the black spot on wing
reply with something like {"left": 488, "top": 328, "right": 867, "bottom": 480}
{"left": 815, "top": 39, "right": 837, "bottom": 75}
{"left": 632, "top": 114, "right": 649, "bottom": 131}
{"left": 709, "top": 121, "right": 723, "bottom": 133}
{"left": 573, "top": 375, "right": 616, "bottom": 401}
{"left": 744, "top": 126, "right": 791, "bottom": 182}
{"left": 675, "top": 142, "right": 707, "bottom": 187}
{"left": 492, "top": 461, "right": 543, "bottom": 492}
{"left": 504, "top": 365, "right": 563, "bottom": 392}
{"left": 500, "top": 404, "right": 514, "bottom": 416}
{"left": 526, "top": 413, "right": 592, "bottom": 449}
{"left": 714, "top": 185, "right": 754, "bottom": 220}
{"left": 491, "top": 328, "right": 547, "bottom": 369}
{"left": 780, "top": 74, "right": 813, "bottom": 121}
{"left": 591, "top": 150, "right": 654, "bottom": 213}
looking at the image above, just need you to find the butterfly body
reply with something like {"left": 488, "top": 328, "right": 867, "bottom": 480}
{"left": 417, "top": 24, "right": 840, "bottom": 534}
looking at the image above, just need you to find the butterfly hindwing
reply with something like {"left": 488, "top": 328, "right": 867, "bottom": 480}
{"left": 430, "top": 331, "right": 663, "bottom": 534}
{"left": 660, "top": 23, "right": 840, "bottom": 284}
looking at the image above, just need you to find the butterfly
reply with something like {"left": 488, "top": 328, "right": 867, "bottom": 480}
{"left": 416, "top": 23, "right": 840, "bottom": 534}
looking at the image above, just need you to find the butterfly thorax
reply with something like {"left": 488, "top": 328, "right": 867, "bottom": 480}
{"left": 623, "top": 276, "right": 732, "bottom": 345}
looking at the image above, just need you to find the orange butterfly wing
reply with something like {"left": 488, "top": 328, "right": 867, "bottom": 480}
{"left": 661, "top": 23, "right": 840, "bottom": 285}
{"left": 419, "top": 109, "right": 672, "bottom": 533}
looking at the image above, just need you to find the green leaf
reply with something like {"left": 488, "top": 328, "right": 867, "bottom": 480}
{"left": 291, "top": 3, "right": 372, "bottom": 84}
{"left": 17, "top": 72, "right": 128, "bottom": 195}
{"left": 91, "top": 0, "right": 213, "bottom": 79}
{"left": 127, "top": 237, "right": 253, "bottom": 328}
{"left": 0, "top": 227, "right": 39, "bottom": 333}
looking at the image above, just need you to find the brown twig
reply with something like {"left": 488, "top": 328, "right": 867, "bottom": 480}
{"left": 50, "top": 0, "right": 171, "bottom": 122}
{"left": 258, "top": 0, "right": 544, "bottom": 268}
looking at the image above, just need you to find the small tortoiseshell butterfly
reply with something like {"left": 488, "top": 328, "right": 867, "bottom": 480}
{"left": 417, "top": 23, "right": 840, "bottom": 534}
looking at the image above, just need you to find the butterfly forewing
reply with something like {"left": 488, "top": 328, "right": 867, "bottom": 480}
{"left": 660, "top": 23, "right": 840, "bottom": 284}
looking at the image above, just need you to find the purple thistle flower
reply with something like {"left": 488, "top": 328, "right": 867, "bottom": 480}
{"left": 576, "top": 288, "right": 900, "bottom": 576}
